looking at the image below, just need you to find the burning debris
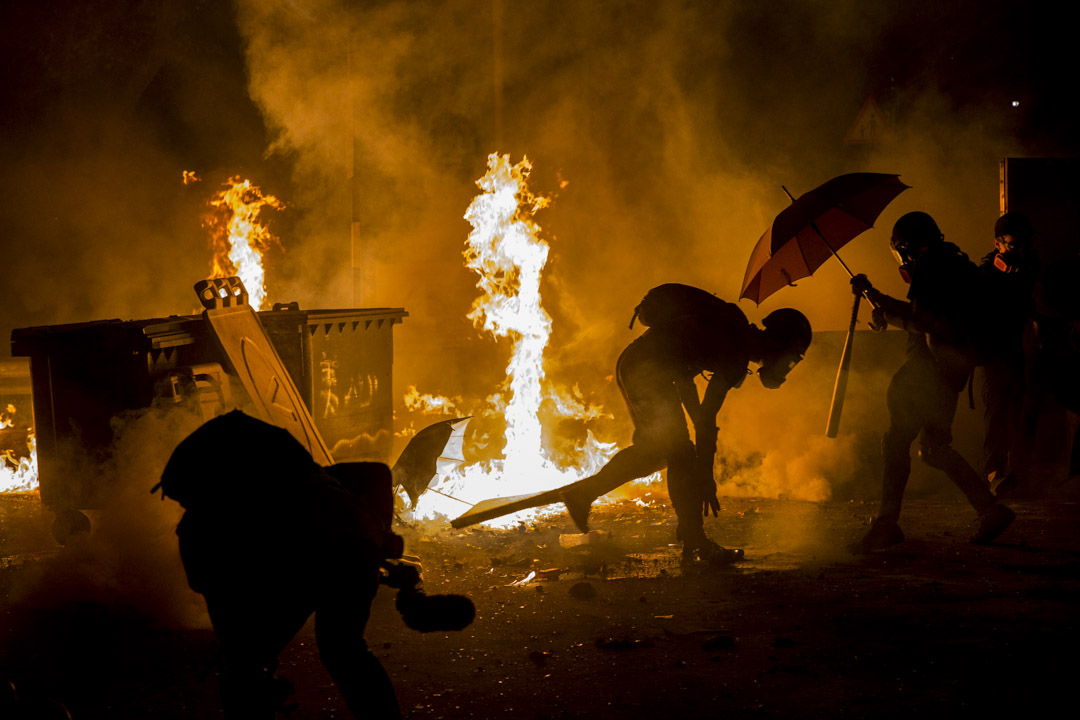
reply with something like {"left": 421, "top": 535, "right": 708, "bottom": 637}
{"left": 201, "top": 175, "right": 285, "bottom": 311}
{"left": 0, "top": 398, "right": 37, "bottom": 493}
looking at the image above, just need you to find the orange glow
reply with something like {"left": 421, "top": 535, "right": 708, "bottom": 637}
{"left": 203, "top": 176, "right": 284, "bottom": 310}
{"left": 182, "top": 170, "right": 201, "bottom": 185}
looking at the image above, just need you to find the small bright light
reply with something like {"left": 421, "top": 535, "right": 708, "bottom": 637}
{"left": 1011, "top": 100, "right": 1020, "bottom": 108}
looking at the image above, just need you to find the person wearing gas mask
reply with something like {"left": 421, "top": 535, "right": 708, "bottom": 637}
{"left": 560, "top": 284, "right": 812, "bottom": 564}
{"left": 977, "top": 212, "right": 1040, "bottom": 498}
{"left": 156, "top": 411, "right": 475, "bottom": 720}
{"left": 849, "top": 212, "right": 1015, "bottom": 553}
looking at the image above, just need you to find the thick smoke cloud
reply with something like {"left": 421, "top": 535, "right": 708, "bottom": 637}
{"left": 0, "top": 1, "right": 1071, "bottom": 524}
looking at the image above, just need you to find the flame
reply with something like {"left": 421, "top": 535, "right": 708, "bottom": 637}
{"left": 1, "top": 403, "right": 37, "bottom": 492}
{"left": 407, "top": 154, "right": 619, "bottom": 526}
{"left": 203, "top": 176, "right": 284, "bottom": 310}
{"left": 402, "top": 385, "right": 462, "bottom": 415}
{"left": 182, "top": 170, "right": 201, "bottom": 185}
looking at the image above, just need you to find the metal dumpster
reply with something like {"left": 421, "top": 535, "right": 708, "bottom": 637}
{"left": 10, "top": 291, "right": 407, "bottom": 526}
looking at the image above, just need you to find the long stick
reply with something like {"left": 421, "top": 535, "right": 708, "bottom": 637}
{"left": 826, "top": 290, "right": 861, "bottom": 438}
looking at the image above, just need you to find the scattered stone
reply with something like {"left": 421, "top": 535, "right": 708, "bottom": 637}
{"left": 595, "top": 637, "right": 654, "bottom": 650}
{"left": 569, "top": 581, "right": 597, "bottom": 600}
{"left": 528, "top": 650, "right": 550, "bottom": 666}
{"left": 702, "top": 634, "right": 737, "bottom": 651}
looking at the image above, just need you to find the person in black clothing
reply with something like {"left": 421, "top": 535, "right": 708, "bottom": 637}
{"left": 158, "top": 411, "right": 474, "bottom": 719}
{"left": 561, "top": 286, "right": 813, "bottom": 564}
{"left": 1026, "top": 254, "right": 1080, "bottom": 484}
{"left": 978, "top": 212, "right": 1040, "bottom": 498}
{"left": 849, "top": 212, "right": 1015, "bottom": 553}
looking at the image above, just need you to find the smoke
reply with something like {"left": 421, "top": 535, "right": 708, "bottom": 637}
{"left": 8, "top": 405, "right": 209, "bottom": 630}
{"left": 1, "top": 1, "right": 1069, "bottom": 504}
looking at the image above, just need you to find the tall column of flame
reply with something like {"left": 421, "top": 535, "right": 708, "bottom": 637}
{"left": 205, "top": 177, "right": 284, "bottom": 310}
{"left": 464, "top": 154, "right": 552, "bottom": 480}
{"left": 409, "top": 154, "right": 618, "bottom": 525}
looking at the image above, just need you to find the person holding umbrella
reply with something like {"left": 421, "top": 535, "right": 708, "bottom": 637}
{"left": 848, "top": 211, "right": 1016, "bottom": 553}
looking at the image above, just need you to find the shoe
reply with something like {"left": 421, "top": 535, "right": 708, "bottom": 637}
{"left": 971, "top": 503, "right": 1015, "bottom": 545}
{"left": 682, "top": 539, "right": 745, "bottom": 566}
{"left": 848, "top": 518, "right": 905, "bottom": 554}
{"left": 561, "top": 487, "right": 593, "bottom": 533}
{"left": 992, "top": 472, "right": 1020, "bottom": 498}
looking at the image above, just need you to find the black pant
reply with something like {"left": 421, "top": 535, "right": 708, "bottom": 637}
{"left": 878, "top": 351, "right": 996, "bottom": 523}
{"left": 181, "top": 529, "right": 400, "bottom": 720}
{"left": 569, "top": 339, "right": 707, "bottom": 545}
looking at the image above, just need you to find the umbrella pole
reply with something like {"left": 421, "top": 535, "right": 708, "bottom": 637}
{"left": 825, "top": 288, "right": 861, "bottom": 438}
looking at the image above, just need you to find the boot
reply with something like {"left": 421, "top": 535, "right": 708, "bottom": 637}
{"left": 681, "top": 538, "right": 744, "bottom": 566}
{"left": 971, "top": 503, "right": 1015, "bottom": 545}
{"left": 561, "top": 486, "right": 595, "bottom": 534}
{"left": 848, "top": 517, "right": 905, "bottom": 554}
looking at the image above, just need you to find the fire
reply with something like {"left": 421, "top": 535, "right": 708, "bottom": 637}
{"left": 402, "top": 385, "right": 462, "bottom": 415}
{"left": 203, "top": 176, "right": 284, "bottom": 310}
{"left": 1, "top": 403, "right": 37, "bottom": 492}
{"left": 407, "top": 154, "right": 618, "bottom": 526}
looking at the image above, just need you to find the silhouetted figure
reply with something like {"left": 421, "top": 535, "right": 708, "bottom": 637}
{"left": 978, "top": 212, "right": 1040, "bottom": 497}
{"left": 156, "top": 410, "right": 474, "bottom": 719}
{"left": 561, "top": 284, "right": 812, "bottom": 564}
{"left": 850, "top": 212, "right": 1015, "bottom": 553}
{"left": 1026, "top": 254, "right": 1080, "bottom": 486}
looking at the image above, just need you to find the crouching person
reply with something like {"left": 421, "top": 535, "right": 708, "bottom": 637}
{"left": 155, "top": 410, "right": 475, "bottom": 719}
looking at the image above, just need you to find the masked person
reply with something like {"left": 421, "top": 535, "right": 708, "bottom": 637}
{"left": 978, "top": 212, "right": 1040, "bottom": 498}
{"left": 155, "top": 411, "right": 475, "bottom": 719}
{"left": 561, "top": 284, "right": 812, "bottom": 564}
{"left": 849, "top": 212, "right": 1015, "bottom": 553}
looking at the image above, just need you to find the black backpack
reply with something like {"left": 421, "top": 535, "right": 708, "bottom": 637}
{"left": 153, "top": 410, "right": 321, "bottom": 511}
{"left": 629, "top": 283, "right": 735, "bottom": 329}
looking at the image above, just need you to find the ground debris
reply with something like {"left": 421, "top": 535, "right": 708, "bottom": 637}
{"left": 702, "top": 634, "right": 738, "bottom": 651}
{"left": 595, "top": 637, "right": 655, "bottom": 651}
{"left": 569, "top": 581, "right": 597, "bottom": 600}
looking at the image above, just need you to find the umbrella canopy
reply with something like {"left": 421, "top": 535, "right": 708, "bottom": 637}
{"left": 740, "top": 173, "right": 910, "bottom": 304}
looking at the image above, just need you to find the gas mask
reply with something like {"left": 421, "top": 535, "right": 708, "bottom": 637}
{"left": 992, "top": 234, "right": 1031, "bottom": 274}
{"left": 758, "top": 351, "right": 804, "bottom": 389}
{"left": 890, "top": 238, "right": 917, "bottom": 284}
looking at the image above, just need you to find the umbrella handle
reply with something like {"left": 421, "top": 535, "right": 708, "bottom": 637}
{"left": 825, "top": 291, "right": 861, "bottom": 438}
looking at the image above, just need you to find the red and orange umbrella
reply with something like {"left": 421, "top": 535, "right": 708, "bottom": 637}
{"left": 741, "top": 173, "right": 910, "bottom": 436}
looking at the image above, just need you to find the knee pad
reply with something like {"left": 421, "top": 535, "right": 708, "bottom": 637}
{"left": 918, "top": 441, "right": 957, "bottom": 470}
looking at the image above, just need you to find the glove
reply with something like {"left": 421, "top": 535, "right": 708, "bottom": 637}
{"left": 851, "top": 273, "right": 874, "bottom": 296}
{"left": 702, "top": 486, "right": 720, "bottom": 518}
{"left": 381, "top": 559, "right": 423, "bottom": 590}
{"left": 869, "top": 306, "right": 889, "bottom": 333}
{"left": 696, "top": 460, "right": 719, "bottom": 518}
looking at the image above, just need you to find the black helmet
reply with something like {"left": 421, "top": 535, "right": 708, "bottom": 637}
{"left": 762, "top": 308, "right": 812, "bottom": 355}
{"left": 758, "top": 308, "right": 812, "bottom": 388}
{"left": 994, "top": 212, "right": 1035, "bottom": 245}
{"left": 891, "top": 211, "right": 943, "bottom": 266}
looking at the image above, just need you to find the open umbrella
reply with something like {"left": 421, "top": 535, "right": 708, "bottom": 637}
{"left": 739, "top": 172, "right": 910, "bottom": 437}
